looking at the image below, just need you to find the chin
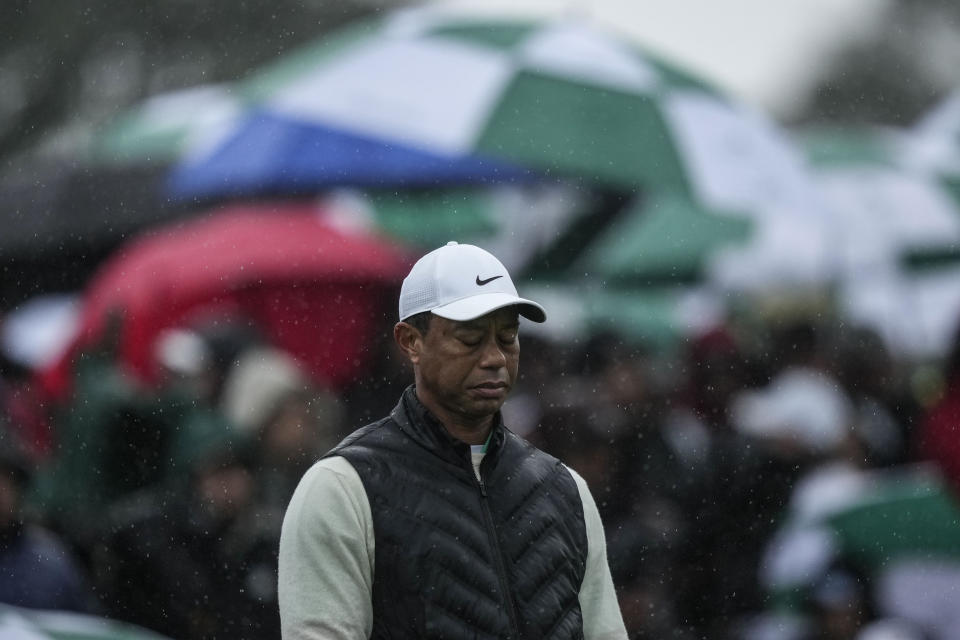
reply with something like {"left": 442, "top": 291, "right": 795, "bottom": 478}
{"left": 456, "top": 396, "right": 500, "bottom": 414}
{"left": 474, "top": 398, "right": 507, "bottom": 415}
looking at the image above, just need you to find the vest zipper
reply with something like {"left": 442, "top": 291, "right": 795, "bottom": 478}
{"left": 477, "top": 471, "right": 522, "bottom": 639}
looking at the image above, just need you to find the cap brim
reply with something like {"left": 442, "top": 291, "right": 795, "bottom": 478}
{"left": 430, "top": 292, "right": 546, "bottom": 323}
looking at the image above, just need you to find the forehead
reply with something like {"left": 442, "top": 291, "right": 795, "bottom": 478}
{"left": 442, "top": 307, "right": 520, "bottom": 331}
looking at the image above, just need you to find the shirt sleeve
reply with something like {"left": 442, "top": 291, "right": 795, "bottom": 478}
{"left": 566, "top": 466, "right": 629, "bottom": 640}
{"left": 278, "top": 456, "right": 374, "bottom": 640}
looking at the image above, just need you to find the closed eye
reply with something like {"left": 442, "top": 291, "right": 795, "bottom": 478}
{"left": 457, "top": 334, "right": 483, "bottom": 347}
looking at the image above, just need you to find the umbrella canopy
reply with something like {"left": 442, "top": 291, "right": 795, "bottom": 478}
{"left": 519, "top": 280, "right": 726, "bottom": 352}
{"left": 807, "top": 126, "right": 960, "bottom": 272}
{"left": 317, "top": 181, "right": 597, "bottom": 273}
{"left": 561, "top": 193, "right": 832, "bottom": 292}
{"left": 46, "top": 203, "right": 410, "bottom": 392}
{"left": 168, "top": 7, "right": 817, "bottom": 215}
{"left": 91, "top": 84, "right": 243, "bottom": 166}
{"left": 904, "top": 89, "right": 960, "bottom": 197}
{"left": 826, "top": 478, "right": 960, "bottom": 568}
{"left": 761, "top": 464, "right": 960, "bottom": 623}
{"left": 799, "top": 124, "right": 960, "bottom": 358}
{"left": 0, "top": 604, "right": 170, "bottom": 639}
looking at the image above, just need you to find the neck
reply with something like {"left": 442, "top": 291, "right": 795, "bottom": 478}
{"left": 413, "top": 387, "right": 494, "bottom": 445}
{"left": 443, "top": 417, "right": 493, "bottom": 446}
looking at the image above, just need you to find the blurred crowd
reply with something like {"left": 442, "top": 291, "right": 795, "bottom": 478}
{"left": 1, "top": 303, "right": 960, "bottom": 639}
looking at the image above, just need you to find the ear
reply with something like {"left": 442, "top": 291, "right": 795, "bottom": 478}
{"left": 393, "top": 322, "right": 423, "bottom": 365}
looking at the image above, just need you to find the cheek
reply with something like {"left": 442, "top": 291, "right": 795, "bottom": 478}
{"left": 436, "top": 350, "right": 483, "bottom": 386}
{"left": 421, "top": 348, "right": 466, "bottom": 383}
{"left": 506, "top": 350, "right": 520, "bottom": 380}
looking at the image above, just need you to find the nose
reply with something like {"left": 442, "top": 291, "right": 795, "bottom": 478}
{"left": 478, "top": 335, "right": 507, "bottom": 370}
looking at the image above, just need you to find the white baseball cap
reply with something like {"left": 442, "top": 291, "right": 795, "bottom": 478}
{"left": 399, "top": 242, "right": 546, "bottom": 323}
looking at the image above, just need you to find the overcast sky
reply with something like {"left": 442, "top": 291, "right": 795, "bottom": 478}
{"left": 435, "top": 0, "right": 891, "bottom": 120}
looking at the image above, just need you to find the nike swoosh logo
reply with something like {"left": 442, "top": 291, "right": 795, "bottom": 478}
{"left": 475, "top": 275, "right": 503, "bottom": 286}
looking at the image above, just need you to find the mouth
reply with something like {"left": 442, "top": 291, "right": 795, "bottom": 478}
{"left": 470, "top": 382, "right": 509, "bottom": 399}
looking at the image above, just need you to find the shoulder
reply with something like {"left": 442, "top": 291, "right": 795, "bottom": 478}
{"left": 326, "top": 415, "right": 396, "bottom": 457}
{"left": 561, "top": 465, "right": 597, "bottom": 513}
{"left": 561, "top": 464, "right": 590, "bottom": 496}
{"left": 504, "top": 430, "right": 570, "bottom": 480}
{"left": 290, "top": 456, "right": 366, "bottom": 507}
{"left": 499, "top": 432, "right": 584, "bottom": 506}
{"left": 504, "top": 429, "right": 561, "bottom": 462}
{"left": 560, "top": 465, "right": 611, "bottom": 545}
{"left": 282, "top": 456, "right": 373, "bottom": 547}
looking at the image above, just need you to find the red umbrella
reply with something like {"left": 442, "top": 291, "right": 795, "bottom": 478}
{"left": 45, "top": 203, "right": 411, "bottom": 393}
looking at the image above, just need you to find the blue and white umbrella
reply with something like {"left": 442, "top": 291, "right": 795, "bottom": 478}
{"left": 167, "top": 6, "right": 819, "bottom": 217}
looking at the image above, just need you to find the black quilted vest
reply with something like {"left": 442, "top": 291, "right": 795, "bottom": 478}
{"left": 330, "top": 386, "right": 587, "bottom": 640}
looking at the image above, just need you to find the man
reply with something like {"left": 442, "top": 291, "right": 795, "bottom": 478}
{"left": 279, "top": 242, "right": 627, "bottom": 639}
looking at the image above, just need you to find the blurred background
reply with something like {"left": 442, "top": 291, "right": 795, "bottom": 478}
{"left": 2, "top": 0, "right": 960, "bottom": 638}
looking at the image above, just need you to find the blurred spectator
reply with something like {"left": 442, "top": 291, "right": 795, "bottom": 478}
{"left": 0, "top": 355, "right": 54, "bottom": 463}
{"left": 96, "top": 417, "right": 276, "bottom": 639}
{"left": 29, "top": 349, "right": 172, "bottom": 551}
{"left": 554, "top": 336, "right": 694, "bottom": 638}
{"left": 0, "top": 428, "right": 92, "bottom": 612}
{"left": 731, "top": 320, "right": 858, "bottom": 459}
{"left": 832, "top": 325, "right": 918, "bottom": 467}
{"left": 221, "top": 347, "right": 343, "bottom": 515}
{"left": 916, "top": 321, "right": 960, "bottom": 497}
{"left": 668, "top": 325, "right": 802, "bottom": 634}
{"left": 339, "top": 323, "right": 411, "bottom": 430}
{"left": 0, "top": 295, "right": 79, "bottom": 461}
{"left": 190, "top": 316, "right": 267, "bottom": 404}
{"left": 681, "top": 326, "right": 748, "bottom": 431}
{"left": 153, "top": 327, "right": 218, "bottom": 403}
{"left": 500, "top": 333, "right": 566, "bottom": 441}
{"left": 807, "top": 565, "right": 873, "bottom": 640}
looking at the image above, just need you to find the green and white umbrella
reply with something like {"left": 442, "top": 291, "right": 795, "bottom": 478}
{"left": 318, "top": 187, "right": 737, "bottom": 348}
{"left": 317, "top": 181, "right": 598, "bottom": 274}
{"left": 92, "top": 84, "right": 243, "bottom": 165}
{"left": 0, "top": 605, "right": 170, "bottom": 640}
{"left": 761, "top": 463, "right": 960, "bottom": 623}
{"left": 519, "top": 277, "right": 730, "bottom": 351}
{"left": 169, "top": 6, "right": 820, "bottom": 216}
{"left": 564, "top": 192, "right": 833, "bottom": 293}
{"left": 802, "top": 125, "right": 960, "bottom": 240}
{"left": 905, "top": 89, "right": 960, "bottom": 199}
{"left": 799, "top": 124, "right": 960, "bottom": 358}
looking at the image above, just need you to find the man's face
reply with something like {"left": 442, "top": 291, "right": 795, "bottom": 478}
{"left": 406, "top": 307, "right": 520, "bottom": 424}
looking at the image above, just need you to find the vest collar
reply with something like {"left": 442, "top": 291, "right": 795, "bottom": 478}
{"left": 390, "top": 385, "right": 507, "bottom": 465}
